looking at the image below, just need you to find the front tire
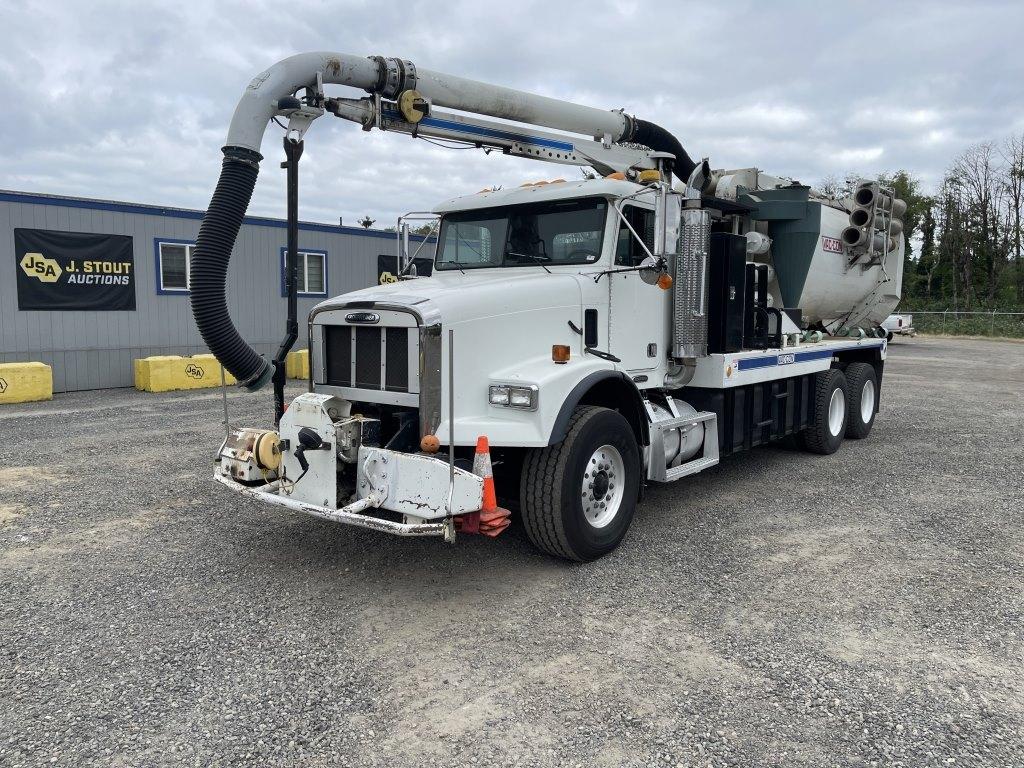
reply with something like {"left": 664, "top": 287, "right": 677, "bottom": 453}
{"left": 797, "top": 368, "right": 848, "bottom": 455}
{"left": 844, "top": 362, "right": 877, "bottom": 439}
{"left": 520, "top": 405, "right": 640, "bottom": 561}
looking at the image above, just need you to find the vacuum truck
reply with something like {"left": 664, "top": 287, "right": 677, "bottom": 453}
{"left": 196, "top": 53, "right": 905, "bottom": 561}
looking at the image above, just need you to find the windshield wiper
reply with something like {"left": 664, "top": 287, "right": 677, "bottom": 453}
{"left": 439, "top": 259, "right": 466, "bottom": 274}
{"left": 506, "top": 251, "right": 552, "bottom": 273}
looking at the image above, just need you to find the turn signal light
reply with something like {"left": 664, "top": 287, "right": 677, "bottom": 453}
{"left": 657, "top": 273, "right": 673, "bottom": 290}
{"left": 552, "top": 344, "right": 570, "bottom": 364}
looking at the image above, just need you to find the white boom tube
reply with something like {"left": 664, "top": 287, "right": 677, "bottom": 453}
{"left": 412, "top": 68, "right": 628, "bottom": 139}
{"left": 225, "top": 52, "right": 631, "bottom": 155}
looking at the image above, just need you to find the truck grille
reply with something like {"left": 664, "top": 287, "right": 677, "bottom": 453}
{"left": 324, "top": 325, "right": 412, "bottom": 392}
{"left": 385, "top": 328, "right": 409, "bottom": 391}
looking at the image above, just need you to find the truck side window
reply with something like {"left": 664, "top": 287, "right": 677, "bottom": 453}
{"left": 614, "top": 206, "right": 655, "bottom": 266}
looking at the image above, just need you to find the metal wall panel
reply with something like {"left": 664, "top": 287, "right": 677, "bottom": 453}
{"left": 0, "top": 191, "right": 420, "bottom": 392}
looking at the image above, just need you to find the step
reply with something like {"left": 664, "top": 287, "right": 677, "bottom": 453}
{"left": 664, "top": 454, "right": 720, "bottom": 482}
{"left": 652, "top": 410, "right": 717, "bottom": 431}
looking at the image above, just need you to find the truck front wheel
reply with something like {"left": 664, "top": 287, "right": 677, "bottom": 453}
{"left": 520, "top": 405, "right": 640, "bottom": 561}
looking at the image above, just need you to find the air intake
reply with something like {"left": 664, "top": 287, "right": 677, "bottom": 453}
{"left": 671, "top": 207, "right": 710, "bottom": 359}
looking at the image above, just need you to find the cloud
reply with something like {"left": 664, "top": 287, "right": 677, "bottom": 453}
{"left": 1, "top": 0, "right": 1022, "bottom": 227}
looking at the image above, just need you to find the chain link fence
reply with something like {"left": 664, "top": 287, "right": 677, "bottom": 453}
{"left": 906, "top": 310, "right": 1024, "bottom": 338}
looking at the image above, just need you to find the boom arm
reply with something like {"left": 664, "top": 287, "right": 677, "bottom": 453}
{"left": 192, "top": 52, "right": 699, "bottom": 391}
{"left": 328, "top": 97, "right": 656, "bottom": 177}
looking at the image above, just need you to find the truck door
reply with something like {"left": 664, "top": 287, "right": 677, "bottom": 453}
{"left": 607, "top": 205, "right": 668, "bottom": 372}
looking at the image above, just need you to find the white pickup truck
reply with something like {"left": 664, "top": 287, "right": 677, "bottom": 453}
{"left": 882, "top": 313, "right": 916, "bottom": 340}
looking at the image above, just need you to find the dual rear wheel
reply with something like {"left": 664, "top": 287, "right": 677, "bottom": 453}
{"left": 798, "top": 362, "right": 878, "bottom": 455}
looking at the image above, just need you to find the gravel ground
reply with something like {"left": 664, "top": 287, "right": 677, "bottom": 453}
{"left": 1, "top": 336, "right": 1022, "bottom": 767}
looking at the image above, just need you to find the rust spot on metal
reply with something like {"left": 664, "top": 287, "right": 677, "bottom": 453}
{"left": 325, "top": 57, "right": 342, "bottom": 76}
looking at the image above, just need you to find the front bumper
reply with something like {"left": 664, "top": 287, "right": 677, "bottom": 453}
{"left": 214, "top": 444, "right": 485, "bottom": 539}
{"left": 214, "top": 472, "right": 453, "bottom": 537}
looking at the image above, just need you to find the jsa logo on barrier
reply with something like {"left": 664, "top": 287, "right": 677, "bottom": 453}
{"left": 185, "top": 363, "right": 205, "bottom": 379}
{"left": 20, "top": 252, "right": 63, "bottom": 283}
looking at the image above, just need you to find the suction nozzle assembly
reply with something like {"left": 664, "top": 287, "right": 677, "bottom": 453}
{"left": 839, "top": 180, "right": 907, "bottom": 259}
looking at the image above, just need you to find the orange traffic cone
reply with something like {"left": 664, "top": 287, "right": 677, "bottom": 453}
{"left": 455, "top": 436, "right": 511, "bottom": 537}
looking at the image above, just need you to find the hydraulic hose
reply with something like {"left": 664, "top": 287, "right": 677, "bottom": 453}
{"left": 627, "top": 119, "right": 698, "bottom": 184}
{"left": 190, "top": 146, "right": 273, "bottom": 391}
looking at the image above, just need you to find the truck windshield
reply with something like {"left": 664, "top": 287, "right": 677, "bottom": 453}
{"left": 435, "top": 197, "right": 607, "bottom": 270}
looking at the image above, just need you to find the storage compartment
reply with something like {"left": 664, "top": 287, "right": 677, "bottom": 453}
{"left": 707, "top": 233, "right": 746, "bottom": 354}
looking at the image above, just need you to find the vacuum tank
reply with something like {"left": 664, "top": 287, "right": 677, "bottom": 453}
{"left": 710, "top": 170, "right": 905, "bottom": 332}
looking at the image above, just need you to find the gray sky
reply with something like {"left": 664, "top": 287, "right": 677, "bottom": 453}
{"left": 2, "top": 0, "right": 1021, "bottom": 226}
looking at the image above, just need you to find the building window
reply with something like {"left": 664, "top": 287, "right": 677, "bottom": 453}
{"left": 156, "top": 239, "right": 195, "bottom": 294}
{"left": 280, "top": 248, "right": 328, "bottom": 297}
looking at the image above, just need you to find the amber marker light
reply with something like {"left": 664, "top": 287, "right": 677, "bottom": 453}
{"left": 657, "top": 273, "right": 674, "bottom": 290}
{"left": 552, "top": 345, "right": 571, "bottom": 364}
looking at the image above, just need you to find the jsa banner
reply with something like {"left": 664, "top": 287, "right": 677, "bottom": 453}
{"left": 15, "top": 228, "right": 136, "bottom": 311}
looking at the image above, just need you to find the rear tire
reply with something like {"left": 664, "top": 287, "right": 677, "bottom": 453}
{"left": 844, "top": 362, "right": 877, "bottom": 439}
{"left": 520, "top": 405, "right": 640, "bottom": 562}
{"left": 797, "top": 368, "right": 848, "bottom": 455}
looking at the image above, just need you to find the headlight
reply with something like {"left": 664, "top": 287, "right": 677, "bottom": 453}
{"left": 488, "top": 384, "right": 538, "bottom": 410}
{"left": 489, "top": 386, "right": 510, "bottom": 405}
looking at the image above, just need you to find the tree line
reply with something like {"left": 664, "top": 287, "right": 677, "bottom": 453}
{"left": 822, "top": 133, "right": 1024, "bottom": 311}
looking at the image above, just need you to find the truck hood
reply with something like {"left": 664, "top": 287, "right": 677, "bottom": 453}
{"left": 312, "top": 268, "right": 586, "bottom": 325}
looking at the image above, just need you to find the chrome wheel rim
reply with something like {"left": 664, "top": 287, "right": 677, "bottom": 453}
{"left": 860, "top": 379, "right": 876, "bottom": 424}
{"left": 581, "top": 444, "right": 625, "bottom": 529}
{"left": 828, "top": 387, "right": 846, "bottom": 437}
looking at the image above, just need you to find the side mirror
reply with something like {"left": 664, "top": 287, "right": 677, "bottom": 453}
{"left": 639, "top": 255, "right": 673, "bottom": 290}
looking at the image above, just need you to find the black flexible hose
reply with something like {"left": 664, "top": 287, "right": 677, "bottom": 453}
{"left": 627, "top": 119, "right": 698, "bottom": 184}
{"left": 190, "top": 146, "right": 273, "bottom": 391}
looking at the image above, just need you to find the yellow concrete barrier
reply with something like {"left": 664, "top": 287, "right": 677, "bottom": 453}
{"left": 0, "top": 362, "right": 53, "bottom": 404}
{"left": 134, "top": 354, "right": 236, "bottom": 392}
{"left": 286, "top": 349, "right": 309, "bottom": 380}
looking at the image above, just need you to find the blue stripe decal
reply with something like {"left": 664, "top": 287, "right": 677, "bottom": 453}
{"left": 736, "top": 343, "right": 883, "bottom": 371}
{"left": 383, "top": 110, "right": 575, "bottom": 153}
{"left": 0, "top": 190, "right": 434, "bottom": 242}
{"left": 736, "top": 356, "right": 778, "bottom": 371}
